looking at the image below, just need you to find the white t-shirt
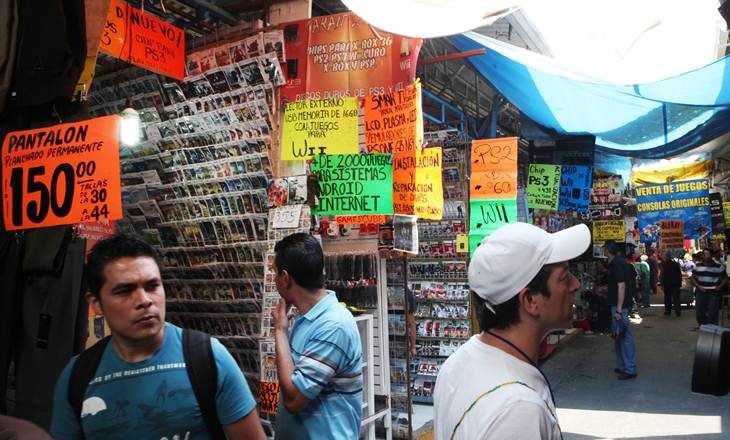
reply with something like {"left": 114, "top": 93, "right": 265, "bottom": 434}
{"left": 433, "top": 335, "right": 561, "bottom": 440}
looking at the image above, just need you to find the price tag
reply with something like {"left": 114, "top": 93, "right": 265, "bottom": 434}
{"left": 2, "top": 116, "right": 123, "bottom": 231}
{"left": 271, "top": 205, "right": 302, "bottom": 229}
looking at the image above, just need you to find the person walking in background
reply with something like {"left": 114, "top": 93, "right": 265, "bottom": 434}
{"left": 661, "top": 251, "right": 683, "bottom": 317}
{"left": 604, "top": 240, "right": 637, "bottom": 380}
{"left": 637, "top": 255, "right": 651, "bottom": 307}
{"left": 691, "top": 249, "right": 727, "bottom": 326}
{"left": 271, "top": 233, "right": 363, "bottom": 440}
{"left": 647, "top": 249, "right": 659, "bottom": 298}
{"left": 434, "top": 223, "right": 590, "bottom": 439}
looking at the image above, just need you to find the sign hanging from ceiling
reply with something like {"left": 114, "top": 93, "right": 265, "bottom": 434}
{"left": 101, "top": 0, "right": 185, "bottom": 80}
{"left": 2, "top": 116, "right": 123, "bottom": 230}
{"left": 470, "top": 137, "right": 518, "bottom": 199}
{"left": 364, "top": 80, "right": 423, "bottom": 154}
{"left": 635, "top": 179, "right": 711, "bottom": 242}
{"left": 280, "top": 12, "right": 422, "bottom": 103}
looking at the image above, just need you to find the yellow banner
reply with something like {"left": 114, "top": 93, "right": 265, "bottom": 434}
{"left": 281, "top": 97, "right": 359, "bottom": 160}
{"left": 592, "top": 220, "right": 625, "bottom": 243}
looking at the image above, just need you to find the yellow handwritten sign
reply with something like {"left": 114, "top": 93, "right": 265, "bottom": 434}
{"left": 281, "top": 97, "right": 359, "bottom": 160}
{"left": 364, "top": 81, "right": 422, "bottom": 154}
{"left": 592, "top": 220, "right": 625, "bottom": 243}
{"left": 392, "top": 148, "right": 443, "bottom": 219}
{"left": 470, "top": 137, "right": 518, "bottom": 199}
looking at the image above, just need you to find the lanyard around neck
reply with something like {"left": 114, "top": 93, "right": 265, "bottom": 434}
{"left": 486, "top": 330, "right": 557, "bottom": 407}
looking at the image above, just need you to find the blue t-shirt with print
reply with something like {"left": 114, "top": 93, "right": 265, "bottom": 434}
{"left": 50, "top": 323, "right": 256, "bottom": 440}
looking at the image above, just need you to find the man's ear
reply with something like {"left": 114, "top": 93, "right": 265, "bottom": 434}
{"left": 517, "top": 287, "right": 541, "bottom": 318}
{"left": 86, "top": 291, "right": 103, "bottom": 315}
{"left": 280, "top": 269, "right": 293, "bottom": 289}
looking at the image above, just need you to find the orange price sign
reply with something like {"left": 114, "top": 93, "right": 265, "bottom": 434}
{"left": 100, "top": 0, "right": 185, "bottom": 80}
{"left": 470, "top": 137, "right": 518, "bottom": 199}
{"left": 2, "top": 116, "right": 123, "bottom": 231}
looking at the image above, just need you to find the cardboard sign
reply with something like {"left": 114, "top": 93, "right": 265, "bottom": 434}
{"left": 364, "top": 81, "right": 423, "bottom": 154}
{"left": 592, "top": 220, "right": 625, "bottom": 244}
{"left": 281, "top": 97, "right": 359, "bottom": 160}
{"left": 660, "top": 219, "right": 684, "bottom": 249}
{"left": 527, "top": 164, "right": 561, "bottom": 210}
{"left": 311, "top": 154, "right": 393, "bottom": 215}
{"left": 271, "top": 205, "right": 302, "bottom": 229}
{"left": 586, "top": 175, "right": 623, "bottom": 220}
{"left": 470, "top": 137, "right": 518, "bottom": 199}
{"left": 2, "top": 116, "right": 123, "bottom": 230}
{"left": 392, "top": 148, "right": 443, "bottom": 219}
{"left": 335, "top": 215, "right": 387, "bottom": 224}
{"left": 259, "top": 381, "right": 280, "bottom": 415}
{"left": 635, "top": 179, "right": 711, "bottom": 241}
{"left": 558, "top": 165, "right": 592, "bottom": 212}
{"left": 469, "top": 198, "right": 517, "bottom": 241}
{"left": 280, "top": 12, "right": 422, "bottom": 102}
{"left": 100, "top": 0, "right": 185, "bottom": 80}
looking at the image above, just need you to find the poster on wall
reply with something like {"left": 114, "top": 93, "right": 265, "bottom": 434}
{"left": 527, "top": 164, "right": 561, "bottom": 210}
{"left": 635, "top": 179, "right": 711, "bottom": 242}
{"left": 2, "top": 116, "right": 123, "bottom": 231}
{"left": 393, "top": 214, "right": 418, "bottom": 254}
{"left": 280, "top": 12, "right": 422, "bottom": 102}
{"left": 310, "top": 153, "right": 393, "bottom": 215}
{"left": 586, "top": 175, "right": 623, "bottom": 220}
{"left": 364, "top": 80, "right": 423, "bottom": 154}
{"left": 100, "top": 0, "right": 185, "bottom": 80}
{"left": 280, "top": 97, "right": 359, "bottom": 160}
{"left": 470, "top": 137, "right": 518, "bottom": 199}
{"left": 558, "top": 165, "right": 592, "bottom": 213}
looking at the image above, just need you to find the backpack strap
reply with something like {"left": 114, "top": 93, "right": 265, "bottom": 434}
{"left": 68, "top": 336, "right": 112, "bottom": 429}
{"left": 183, "top": 328, "right": 225, "bottom": 439}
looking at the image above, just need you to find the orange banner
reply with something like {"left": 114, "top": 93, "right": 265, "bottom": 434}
{"left": 2, "top": 116, "right": 123, "bottom": 231}
{"left": 280, "top": 12, "right": 422, "bottom": 103}
{"left": 392, "top": 148, "right": 443, "bottom": 219}
{"left": 364, "top": 81, "right": 423, "bottom": 154}
{"left": 100, "top": 0, "right": 185, "bottom": 80}
{"left": 336, "top": 215, "right": 387, "bottom": 224}
{"left": 470, "top": 137, "right": 518, "bottom": 199}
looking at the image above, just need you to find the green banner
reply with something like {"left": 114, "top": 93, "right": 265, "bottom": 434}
{"left": 527, "top": 163, "right": 561, "bottom": 210}
{"left": 311, "top": 154, "right": 393, "bottom": 215}
{"left": 469, "top": 198, "right": 517, "bottom": 255}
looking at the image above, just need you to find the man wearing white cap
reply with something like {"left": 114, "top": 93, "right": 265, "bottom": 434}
{"left": 434, "top": 222, "right": 590, "bottom": 440}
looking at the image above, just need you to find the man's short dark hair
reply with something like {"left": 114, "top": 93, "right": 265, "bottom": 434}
{"left": 604, "top": 240, "right": 619, "bottom": 256}
{"left": 475, "top": 265, "right": 555, "bottom": 332}
{"left": 86, "top": 234, "right": 160, "bottom": 298}
{"left": 274, "top": 233, "right": 325, "bottom": 290}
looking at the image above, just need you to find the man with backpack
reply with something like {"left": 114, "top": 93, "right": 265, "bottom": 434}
{"left": 50, "top": 234, "right": 265, "bottom": 439}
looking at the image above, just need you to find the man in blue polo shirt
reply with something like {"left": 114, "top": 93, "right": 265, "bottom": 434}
{"left": 271, "top": 233, "right": 363, "bottom": 439}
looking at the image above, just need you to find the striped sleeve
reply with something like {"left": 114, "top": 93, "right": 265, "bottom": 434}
{"left": 291, "top": 325, "right": 354, "bottom": 400}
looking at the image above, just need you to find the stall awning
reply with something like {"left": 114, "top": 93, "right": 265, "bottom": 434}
{"left": 450, "top": 32, "right": 730, "bottom": 158}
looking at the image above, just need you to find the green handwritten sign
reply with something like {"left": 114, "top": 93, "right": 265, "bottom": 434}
{"left": 469, "top": 198, "right": 517, "bottom": 255}
{"left": 527, "top": 163, "right": 561, "bottom": 210}
{"left": 311, "top": 154, "right": 393, "bottom": 215}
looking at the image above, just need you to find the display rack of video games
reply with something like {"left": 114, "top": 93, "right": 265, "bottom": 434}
{"left": 386, "top": 258, "right": 411, "bottom": 439}
{"left": 87, "top": 29, "right": 287, "bottom": 398}
{"left": 407, "top": 130, "right": 472, "bottom": 405}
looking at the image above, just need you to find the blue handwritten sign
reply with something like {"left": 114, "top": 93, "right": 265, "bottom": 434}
{"left": 558, "top": 165, "right": 592, "bottom": 213}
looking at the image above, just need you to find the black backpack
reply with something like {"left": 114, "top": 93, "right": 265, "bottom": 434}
{"left": 68, "top": 329, "right": 225, "bottom": 439}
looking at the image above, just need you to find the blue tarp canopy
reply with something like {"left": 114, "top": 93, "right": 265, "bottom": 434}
{"left": 450, "top": 32, "right": 730, "bottom": 158}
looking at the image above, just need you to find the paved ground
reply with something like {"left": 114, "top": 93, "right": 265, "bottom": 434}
{"left": 542, "top": 302, "right": 730, "bottom": 440}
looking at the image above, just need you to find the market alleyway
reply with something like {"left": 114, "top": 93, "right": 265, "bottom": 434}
{"left": 542, "top": 303, "right": 730, "bottom": 440}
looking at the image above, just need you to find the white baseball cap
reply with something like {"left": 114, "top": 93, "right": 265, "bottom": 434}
{"left": 469, "top": 222, "right": 591, "bottom": 310}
